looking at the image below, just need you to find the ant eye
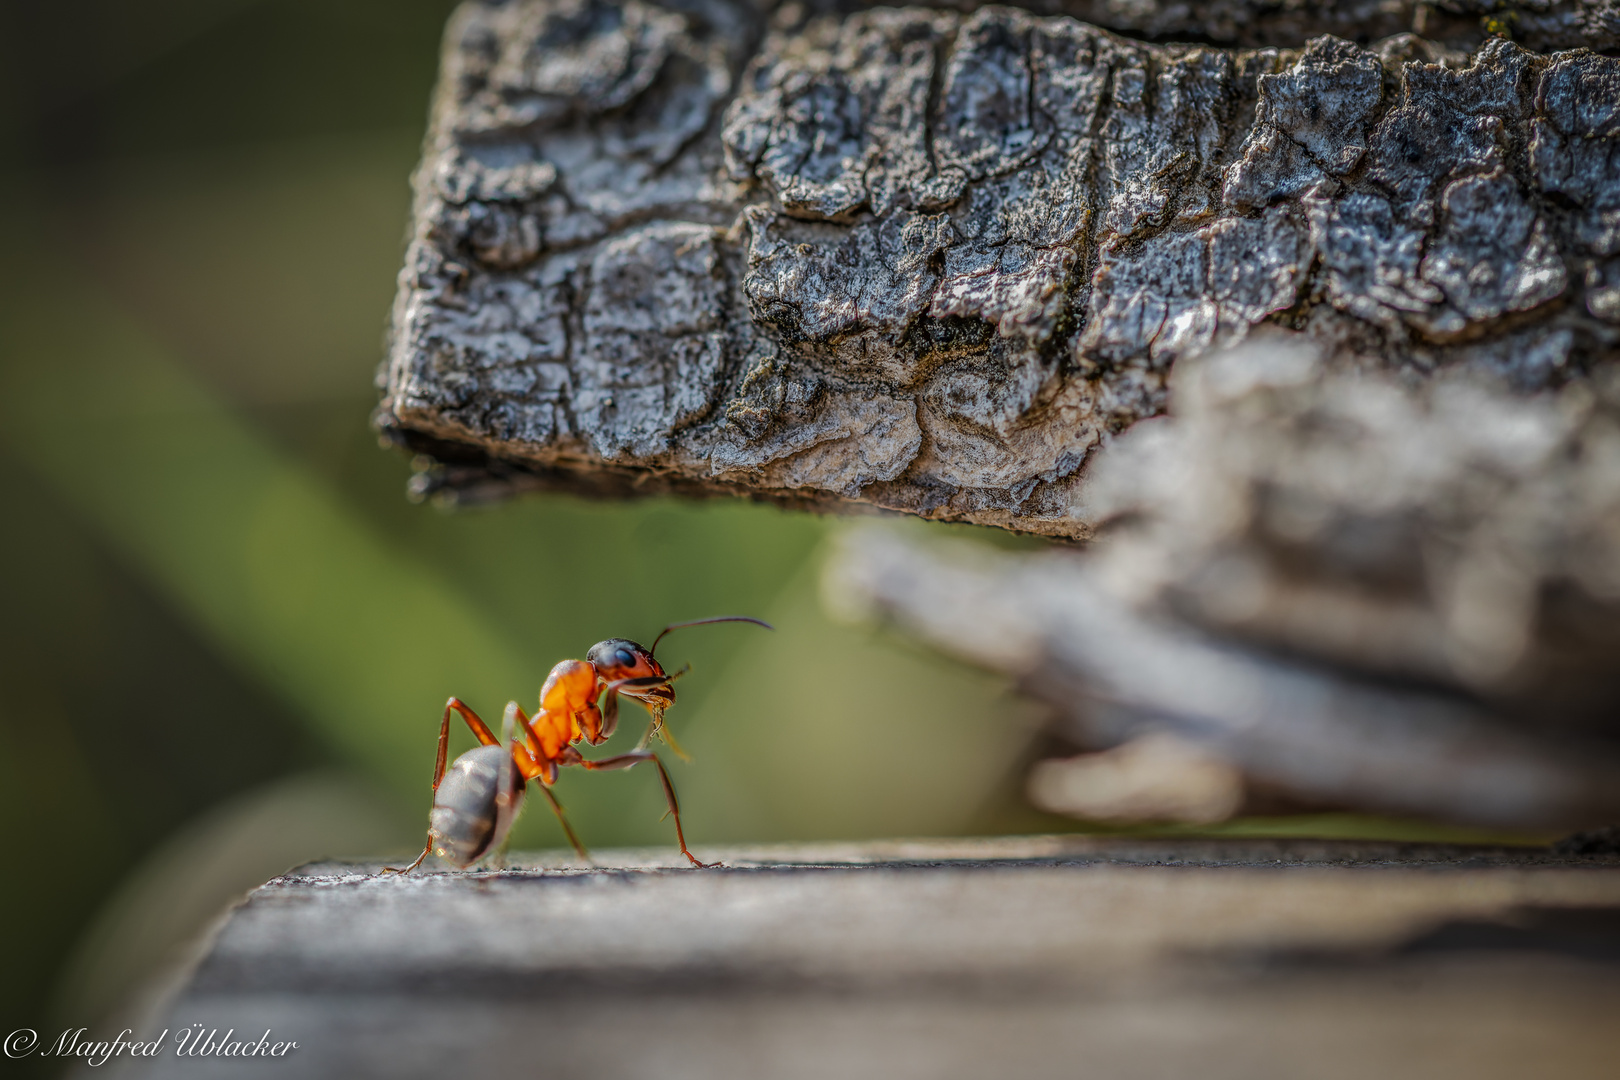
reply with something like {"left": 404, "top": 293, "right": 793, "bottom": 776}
{"left": 614, "top": 648, "right": 636, "bottom": 668}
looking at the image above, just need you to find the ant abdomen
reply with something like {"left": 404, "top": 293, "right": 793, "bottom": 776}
{"left": 428, "top": 745, "right": 526, "bottom": 868}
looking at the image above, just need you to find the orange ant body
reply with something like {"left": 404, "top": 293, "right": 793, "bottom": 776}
{"left": 385, "top": 616, "right": 770, "bottom": 874}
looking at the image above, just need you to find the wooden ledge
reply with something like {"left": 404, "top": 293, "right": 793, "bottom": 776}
{"left": 138, "top": 837, "right": 1620, "bottom": 1079}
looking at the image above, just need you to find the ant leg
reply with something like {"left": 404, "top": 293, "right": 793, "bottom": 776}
{"left": 630, "top": 699, "right": 691, "bottom": 761}
{"left": 383, "top": 700, "right": 458, "bottom": 874}
{"left": 447, "top": 697, "right": 500, "bottom": 746}
{"left": 383, "top": 848, "right": 433, "bottom": 876}
{"left": 642, "top": 715, "right": 692, "bottom": 761}
{"left": 493, "top": 702, "right": 590, "bottom": 862}
{"left": 383, "top": 698, "right": 507, "bottom": 875}
{"left": 495, "top": 702, "right": 589, "bottom": 863}
{"left": 534, "top": 781, "right": 592, "bottom": 863}
{"left": 508, "top": 703, "right": 564, "bottom": 778}
{"left": 576, "top": 750, "right": 718, "bottom": 868}
{"left": 601, "top": 674, "right": 667, "bottom": 743}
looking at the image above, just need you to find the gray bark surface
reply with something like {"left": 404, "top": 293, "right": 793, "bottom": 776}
{"left": 378, "top": 0, "right": 1620, "bottom": 536}
{"left": 132, "top": 839, "right": 1620, "bottom": 1079}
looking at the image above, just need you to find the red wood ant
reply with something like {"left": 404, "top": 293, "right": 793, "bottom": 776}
{"left": 384, "top": 616, "right": 771, "bottom": 874}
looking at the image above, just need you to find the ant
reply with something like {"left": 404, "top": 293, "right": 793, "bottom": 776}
{"left": 384, "top": 616, "right": 771, "bottom": 874}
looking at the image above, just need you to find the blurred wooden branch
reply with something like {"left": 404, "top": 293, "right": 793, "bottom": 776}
{"left": 378, "top": 0, "right": 1620, "bottom": 536}
{"left": 825, "top": 334, "right": 1620, "bottom": 830}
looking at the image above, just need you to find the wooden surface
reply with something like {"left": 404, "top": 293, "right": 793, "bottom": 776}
{"left": 123, "top": 836, "right": 1620, "bottom": 1079}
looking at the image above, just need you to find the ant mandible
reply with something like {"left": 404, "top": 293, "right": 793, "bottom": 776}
{"left": 384, "top": 615, "right": 771, "bottom": 874}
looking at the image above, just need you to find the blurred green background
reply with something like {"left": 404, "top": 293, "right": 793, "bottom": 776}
{"left": 0, "top": 0, "right": 1059, "bottom": 1059}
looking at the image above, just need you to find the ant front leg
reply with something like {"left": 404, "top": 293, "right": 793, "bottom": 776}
{"left": 576, "top": 750, "right": 718, "bottom": 869}
{"left": 640, "top": 665, "right": 692, "bottom": 757}
{"left": 383, "top": 698, "right": 503, "bottom": 875}
{"left": 601, "top": 673, "right": 692, "bottom": 759}
{"left": 638, "top": 705, "right": 693, "bottom": 762}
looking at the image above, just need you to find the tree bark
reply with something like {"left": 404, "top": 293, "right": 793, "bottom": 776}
{"left": 377, "top": 0, "right": 1620, "bottom": 537}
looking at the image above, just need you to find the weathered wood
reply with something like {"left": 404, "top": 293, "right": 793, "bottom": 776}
{"left": 378, "top": 0, "right": 1620, "bottom": 536}
{"left": 135, "top": 837, "right": 1620, "bottom": 1079}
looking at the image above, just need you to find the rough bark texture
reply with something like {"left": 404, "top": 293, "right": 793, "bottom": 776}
{"left": 378, "top": 0, "right": 1620, "bottom": 536}
{"left": 135, "top": 840, "right": 1620, "bottom": 1079}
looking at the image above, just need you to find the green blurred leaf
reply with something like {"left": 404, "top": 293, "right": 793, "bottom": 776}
{"left": 0, "top": 249, "right": 530, "bottom": 794}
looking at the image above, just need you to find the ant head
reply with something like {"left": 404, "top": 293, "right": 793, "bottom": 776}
{"left": 586, "top": 619, "right": 771, "bottom": 707}
{"left": 587, "top": 638, "right": 673, "bottom": 711}
{"left": 587, "top": 638, "right": 666, "bottom": 682}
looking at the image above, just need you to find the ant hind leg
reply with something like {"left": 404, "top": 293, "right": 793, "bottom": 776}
{"left": 383, "top": 698, "right": 504, "bottom": 876}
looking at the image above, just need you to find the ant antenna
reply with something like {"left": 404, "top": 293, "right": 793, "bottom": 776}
{"left": 650, "top": 615, "right": 773, "bottom": 657}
